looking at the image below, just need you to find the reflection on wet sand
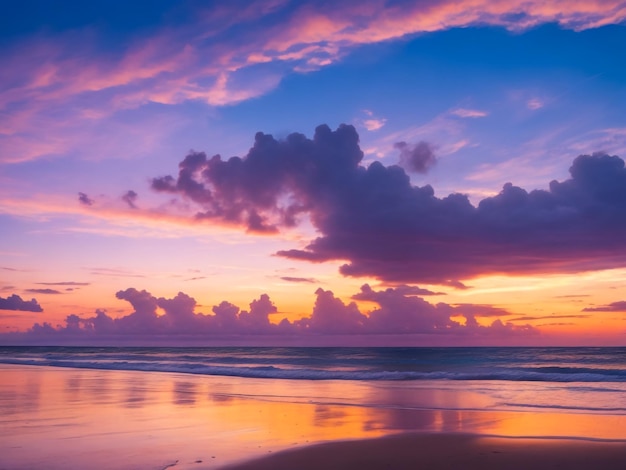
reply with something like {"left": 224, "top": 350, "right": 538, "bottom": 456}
{"left": 1, "top": 364, "right": 626, "bottom": 470}
{"left": 173, "top": 381, "right": 198, "bottom": 406}
{"left": 123, "top": 376, "right": 148, "bottom": 408}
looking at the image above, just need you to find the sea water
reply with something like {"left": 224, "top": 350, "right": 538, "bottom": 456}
{"left": 1, "top": 346, "right": 625, "bottom": 415}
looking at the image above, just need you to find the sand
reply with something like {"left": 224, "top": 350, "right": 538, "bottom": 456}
{"left": 219, "top": 433, "right": 626, "bottom": 470}
{"left": 3, "top": 364, "right": 626, "bottom": 469}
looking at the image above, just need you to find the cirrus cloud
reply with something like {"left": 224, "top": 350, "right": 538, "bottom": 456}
{"left": 2, "top": 0, "right": 625, "bottom": 163}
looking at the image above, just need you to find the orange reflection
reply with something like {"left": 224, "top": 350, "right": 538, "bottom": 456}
{"left": 1, "top": 365, "right": 626, "bottom": 470}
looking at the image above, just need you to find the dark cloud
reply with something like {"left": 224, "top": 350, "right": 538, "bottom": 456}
{"left": 280, "top": 276, "right": 317, "bottom": 283}
{"left": 441, "top": 280, "right": 470, "bottom": 290}
{"left": 152, "top": 125, "right": 626, "bottom": 285}
{"left": 582, "top": 301, "right": 626, "bottom": 312}
{"left": 394, "top": 141, "right": 437, "bottom": 174}
{"left": 375, "top": 285, "right": 445, "bottom": 296}
{"left": 0, "top": 294, "right": 43, "bottom": 312}
{"left": 122, "top": 190, "right": 138, "bottom": 209}
{"left": 2, "top": 285, "right": 536, "bottom": 343}
{"left": 78, "top": 192, "right": 94, "bottom": 206}
{"left": 25, "top": 288, "right": 63, "bottom": 295}
{"left": 450, "top": 304, "right": 512, "bottom": 317}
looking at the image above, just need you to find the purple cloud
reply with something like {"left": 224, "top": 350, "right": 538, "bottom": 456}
{"left": 122, "top": 190, "right": 138, "bottom": 209}
{"left": 394, "top": 141, "right": 437, "bottom": 174}
{"left": 1, "top": 284, "right": 535, "bottom": 345}
{"left": 510, "top": 314, "right": 591, "bottom": 321}
{"left": 78, "top": 192, "right": 94, "bottom": 206}
{"left": 582, "top": 301, "right": 626, "bottom": 312}
{"left": 280, "top": 276, "right": 317, "bottom": 283}
{"left": 25, "top": 289, "right": 62, "bottom": 295}
{"left": 352, "top": 284, "right": 526, "bottom": 335}
{"left": 0, "top": 294, "right": 43, "bottom": 312}
{"left": 378, "top": 285, "right": 445, "bottom": 296}
{"left": 152, "top": 125, "right": 626, "bottom": 285}
{"left": 295, "top": 288, "right": 368, "bottom": 334}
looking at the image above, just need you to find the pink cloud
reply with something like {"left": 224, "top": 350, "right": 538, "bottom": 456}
{"left": 1, "top": 1, "right": 623, "bottom": 162}
{"left": 527, "top": 98, "right": 545, "bottom": 110}
{"left": 363, "top": 119, "right": 387, "bottom": 131}
{"left": 451, "top": 108, "right": 489, "bottom": 118}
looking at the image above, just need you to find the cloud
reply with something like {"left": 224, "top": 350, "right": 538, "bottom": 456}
{"left": 363, "top": 118, "right": 387, "bottom": 131}
{"left": 122, "top": 190, "right": 138, "bottom": 209}
{"left": 2, "top": 1, "right": 624, "bottom": 163}
{"left": 152, "top": 124, "right": 626, "bottom": 285}
{"left": 450, "top": 108, "right": 488, "bottom": 118}
{"left": 583, "top": 301, "right": 626, "bottom": 312}
{"left": 394, "top": 141, "right": 437, "bottom": 174}
{"left": 442, "top": 280, "right": 471, "bottom": 290}
{"left": 36, "top": 281, "right": 90, "bottom": 286}
{"left": 1, "top": 285, "right": 536, "bottom": 344}
{"left": 295, "top": 288, "right": 368, "bottom": 334}
{"left": 89, "top": 267, "right": 146, "bottom": 278}
{"left": 280, "top": 276, "right": 317, "bottom": 283}
{"left": 78, "top": 192, "right": 94, "bottom": 206}
{"left": 527, "top": 98, "right": 544, "bottom": 110}
{"left": 510, "top": 314, "right": 591, "bottom": 321}
{"left": 357, "top": 285, "right": 445, "bottom": 297}
{"left": 25, "top": 289, "right": 62, "bottom": 295}
{"left": 359, "top": 111, "right": 387, "bottom": 131}
{"left": 0, "top": 294, "right": 43, "bottom": 312}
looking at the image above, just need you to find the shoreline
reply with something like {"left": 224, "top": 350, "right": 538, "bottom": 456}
{"left": 3, "top": 363, "right": 626, "bottom": 469}
{"left": 218, "top": 432, "right": 626, "bottom": 470}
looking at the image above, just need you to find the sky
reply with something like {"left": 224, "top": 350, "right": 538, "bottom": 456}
{"left": 1, "top": 0, "right": 626, "bottom": 346}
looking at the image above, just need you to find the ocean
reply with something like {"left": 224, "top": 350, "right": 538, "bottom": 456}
{"left": 3, "top": 346, "right": 626, "bottom": 469}
{"left": 2, "top": 346, "right": 626, "bottom": 415}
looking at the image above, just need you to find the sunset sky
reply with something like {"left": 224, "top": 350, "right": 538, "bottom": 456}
{"left": 2, "top": 0, "right": 626, "bottom": 345}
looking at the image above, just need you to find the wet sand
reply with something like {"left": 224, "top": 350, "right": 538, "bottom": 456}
{"left": 2, "top": 364, "right": 626, "bottom": 469}
{"left": 219, "top": 433, "right": 626, "bottom": 470}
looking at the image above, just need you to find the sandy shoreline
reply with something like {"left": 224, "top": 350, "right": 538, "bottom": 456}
{"left": 219, "top": 433, "right": 626, "bottom": 470}
{"left": 3, "top": 364, "right": 626, "bottom": 469}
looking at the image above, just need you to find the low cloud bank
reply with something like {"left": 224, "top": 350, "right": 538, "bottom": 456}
{"left": 1, "top": 286, "right": 536, "bottom": 345}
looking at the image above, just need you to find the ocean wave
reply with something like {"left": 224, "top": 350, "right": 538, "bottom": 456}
{"left": 2, "top": 356, "right": 626, "bottom": 382}
{"left": 502, "top": 402, "right": 626, "bottom": 413}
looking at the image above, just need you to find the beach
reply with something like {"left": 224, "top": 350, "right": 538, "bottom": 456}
{"left": 221, "top": 433, "right": 626, "bottom": 470}
{"left": 1, "top": 347, "right": 626, "bottom": 469}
